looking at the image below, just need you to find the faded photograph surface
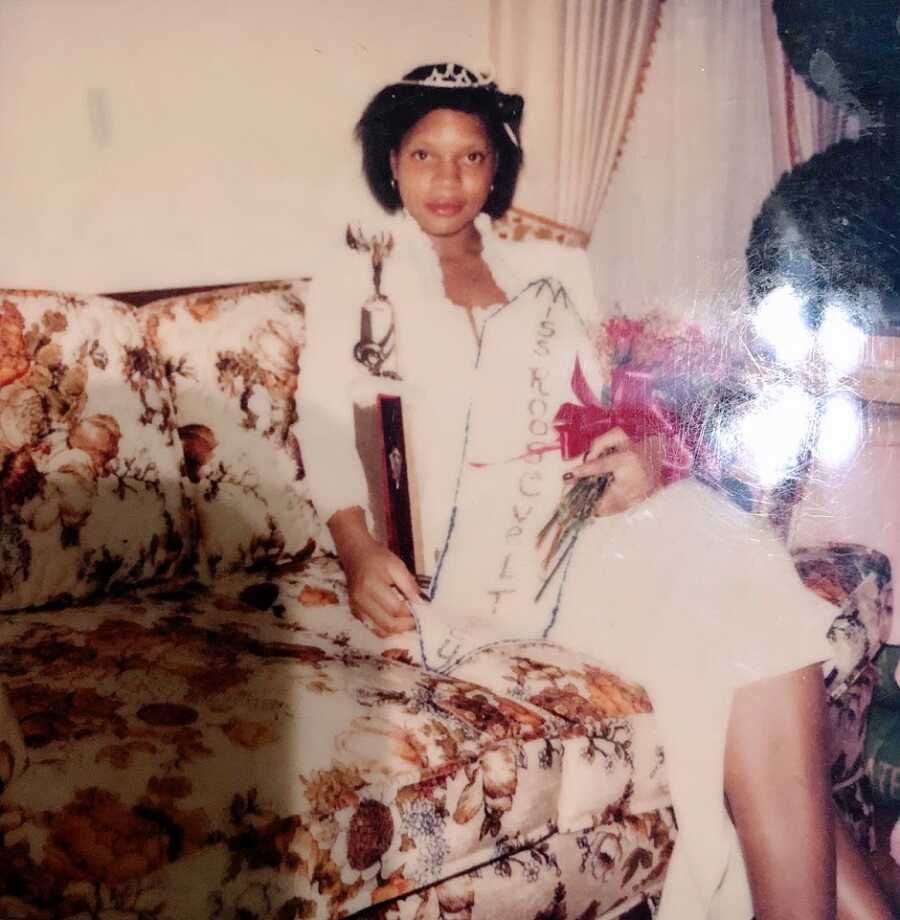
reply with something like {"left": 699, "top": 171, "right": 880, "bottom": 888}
{"left": 1, "top": 2, "right": 898, "bottom": 918}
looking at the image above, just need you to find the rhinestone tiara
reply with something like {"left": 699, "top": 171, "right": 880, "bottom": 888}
{"left": 399, "top": 63, "right": 494, "bottom": 89}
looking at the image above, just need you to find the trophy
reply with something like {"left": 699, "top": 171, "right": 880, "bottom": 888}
{"left": 346, "top": 226, "right": 400, "bottom": 380}
{"left": 346, "top": 226, "right": 426, "bottom": 582}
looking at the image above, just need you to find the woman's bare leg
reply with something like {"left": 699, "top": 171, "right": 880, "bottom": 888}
{"left": 724, "top": 664, "right": 893, "bottom": 919}
{"left": 724, "top": 665, "right": 835, "bottom": 920}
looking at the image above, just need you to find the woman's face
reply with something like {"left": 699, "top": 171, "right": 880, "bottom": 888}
{"left": 390, "top": 108, "right": 497, "bottom": 242}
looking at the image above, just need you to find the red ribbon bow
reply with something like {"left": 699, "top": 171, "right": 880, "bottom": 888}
{"left": 553, "top": 358, "right": 692, "bottom": 484}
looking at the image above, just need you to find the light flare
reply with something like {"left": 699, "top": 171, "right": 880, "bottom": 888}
{"left": 736, "top": 384, "right": 816, "bottom": 487}
{"left": 818, "top": 304, "right": 865, "bottom": 375}
{"left": 814, "top": 392, "right": 862, "bottom": 468}
{"left": 754, "top": 285, "right": 813, "bottom": 366}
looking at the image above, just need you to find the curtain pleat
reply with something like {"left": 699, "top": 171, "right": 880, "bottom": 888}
{"left": 586, "top": 0, "right": 859, "bottom": 322}
{"left": 491, "top": 0, "right": 664, "bottom": 242}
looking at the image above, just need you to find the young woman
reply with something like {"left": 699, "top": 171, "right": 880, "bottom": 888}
{"left": 299, "top": 63, "right": 892, "bottom": 919}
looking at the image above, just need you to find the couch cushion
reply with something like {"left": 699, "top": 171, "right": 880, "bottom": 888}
{"left": 0, "top": 290, "right": 192, "bottom": 611}
{"left": 140, "top": 281, "right": 320, "bottom": 581}
{"left": 0, "top": 556, "right": 670, "bottom": 919}
{"left": 361, "top": 820, "right": 673, "bottom": 920}
{"left": 0, "top": 540, "right": 887, "bottom": 918}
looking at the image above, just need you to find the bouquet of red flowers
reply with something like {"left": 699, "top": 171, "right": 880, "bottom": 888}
{"left": 536, "top": 311, "right": 739, "bottom": 598}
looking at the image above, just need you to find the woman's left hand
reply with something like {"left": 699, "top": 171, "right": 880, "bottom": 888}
{"left": 564, "top": 427, "right": 663, "bottom": 516}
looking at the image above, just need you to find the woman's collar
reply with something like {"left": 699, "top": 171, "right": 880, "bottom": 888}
{"left": 391, "top": 209, "right": 518, "bottom": 303}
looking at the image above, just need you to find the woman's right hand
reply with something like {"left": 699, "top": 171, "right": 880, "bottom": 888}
{"left": 328, "top": 507, "right": 420, "bottom": 637}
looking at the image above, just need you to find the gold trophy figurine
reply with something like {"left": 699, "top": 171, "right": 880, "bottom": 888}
{"left": 347, "top": 226, "right": 400, "bottom": 380}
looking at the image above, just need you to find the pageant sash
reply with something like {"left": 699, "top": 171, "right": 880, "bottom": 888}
{"left": 415, "top": 279, "right": 600, "bottom": 672}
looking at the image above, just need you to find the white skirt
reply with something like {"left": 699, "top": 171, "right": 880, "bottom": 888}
{"left": 550, "top": 479, "right": 835, "bottom": 919}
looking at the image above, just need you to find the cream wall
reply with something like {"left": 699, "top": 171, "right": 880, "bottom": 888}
{"left": 0, "top": 0, "right": 490, "bottom": 291}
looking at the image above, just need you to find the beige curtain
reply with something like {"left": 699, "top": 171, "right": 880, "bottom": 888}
{"left": 587, "top": 0, "right": 857, "bottom": 322}
{"left": 490, "top": 0, "right": 664, "bottom": 243}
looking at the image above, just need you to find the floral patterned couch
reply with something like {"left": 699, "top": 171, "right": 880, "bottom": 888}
{"left": 0, "top": 282, "right": 891, "bottom": 920}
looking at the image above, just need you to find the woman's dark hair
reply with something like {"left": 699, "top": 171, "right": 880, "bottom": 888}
{"left": 355, "top": 63, "right": 524, "bottom": 218}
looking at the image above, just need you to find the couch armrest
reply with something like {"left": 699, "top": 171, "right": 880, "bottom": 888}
{"left": 792, "top": 542, "right": 893, "bottom": 849}
{"left": 791, "top": 543, "right": 892, "bottom": 700}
